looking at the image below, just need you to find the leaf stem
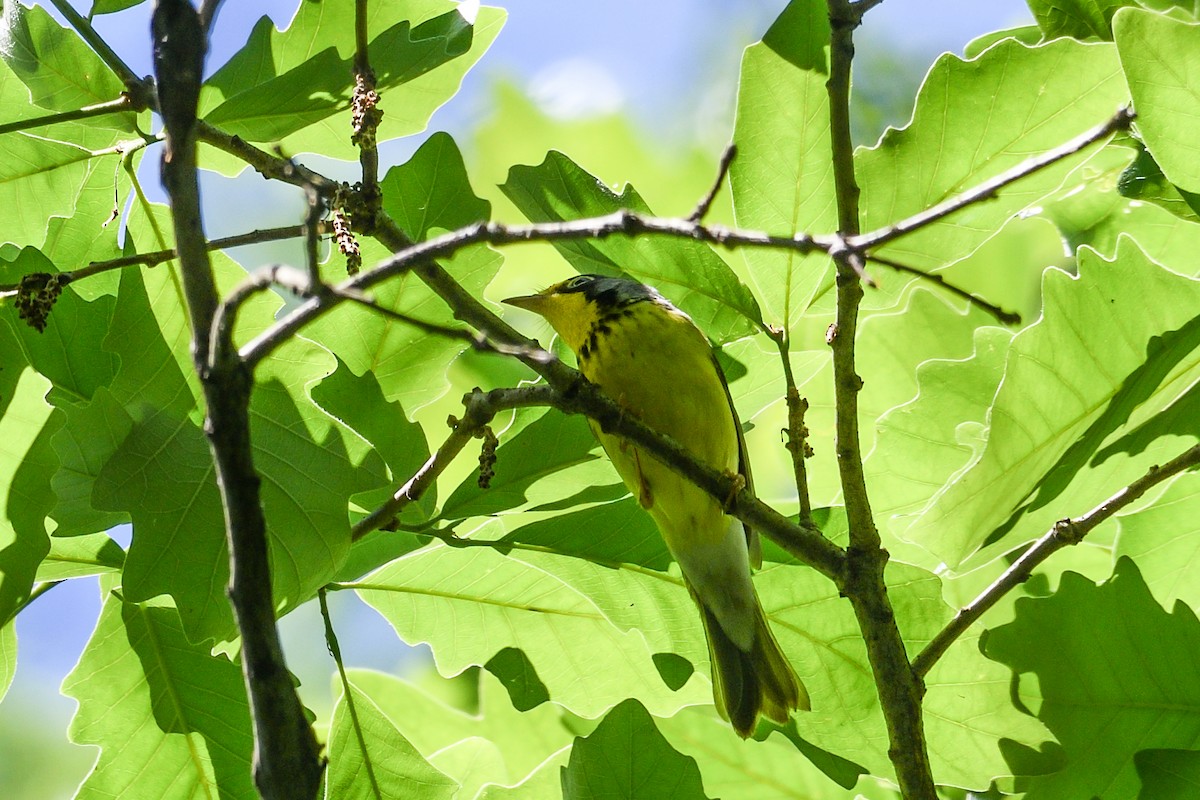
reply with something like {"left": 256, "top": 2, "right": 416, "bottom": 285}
{"left": 913, "top": 443, "right": 1200, "bottom": 678}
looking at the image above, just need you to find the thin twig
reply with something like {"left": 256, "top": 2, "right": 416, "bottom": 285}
{"left": 0, "top": 225, "right": 313, "bottom": 297}
{"left": 867, "top": 253, "right": 1022, "bottom": 325}
{"left": 688, "top": 143, "right": 737, "bottom": 223}
{"left": 0, "top": 96, "right": 137, "bottom": 137}
{"left": 238, "top": 212, "right": 826, "bottom": 368}
{"left": 913, "top": 444, "right": 1200, "bottom": 678}
{"left": 195, "top": 121, "right": 340, "bottom": 196}
{"left": 852, "top": 105, "right": 1136, "bottom": 252}
{"left": 319, "top": 588, "right": 382, "bottom": 798}
{"left": 768, "top": 329, "right": 814, "bottom": 525}
{"left": 330, "top": 285, "right": 554, "bottom": 361}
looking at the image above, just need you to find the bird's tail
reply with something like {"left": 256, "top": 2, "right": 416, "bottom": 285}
{"left": 694, "top": 588, "right": 810, "bottom": 738}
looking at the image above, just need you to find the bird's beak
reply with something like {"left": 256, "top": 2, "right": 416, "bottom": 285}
{"left": 501, "top": 293, "right": 549, "bottom": 315}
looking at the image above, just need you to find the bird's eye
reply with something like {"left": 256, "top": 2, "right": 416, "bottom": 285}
{"left": 563, "top": 275, "right": 595, "bottom": 291}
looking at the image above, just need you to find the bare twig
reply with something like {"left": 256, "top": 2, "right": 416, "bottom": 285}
{"left": 195, "top": 121, "right": 340, "bottom": 196}
{"left": 867, "top": 253, "right": 1022, "bottom": 326}
{"left": 913, "top": 444, "right": 1200, "bottom": 678}
{"left": 330, "top": 285, "right": 553, "bottom": 361}
{"left": 688, "top": 143, "right": 737, "bottom": 223}
{"left": 767, "top": 328, "right": 815, "bottom": 524}
{"left": 0, "top": 96, "right": 138, "bottom": 137}
{"left": 852, "top": 105, "right": 1136, "bottom": 252}
{"left": 0, "top": 225, "right": 313, "bottom": 298}
{"left": 239, "top": 212, "right": 826, "bottom": 368}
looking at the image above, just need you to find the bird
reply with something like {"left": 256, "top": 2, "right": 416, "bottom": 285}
{"left": 503, "top": 273, "right": 808, "bottom": 737}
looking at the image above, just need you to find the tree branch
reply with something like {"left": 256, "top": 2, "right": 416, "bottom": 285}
{"left": 851, "top": 105, "right": 1136, "bottom": 252}
{"left": 826, "top": 2, "right": 936, "bottom": 796}
{"left": 352, "top": 383, "right": 849, "bottom": 583}
{"left": 913, "top": 443, "right": 1200, "bottom": 678}
{"left": 153, "top": 3, "right": 322, "bottom": 798}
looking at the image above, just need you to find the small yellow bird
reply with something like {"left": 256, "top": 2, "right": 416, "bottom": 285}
{"left": 504, "top": 274, "right": 808, "bottom": 737}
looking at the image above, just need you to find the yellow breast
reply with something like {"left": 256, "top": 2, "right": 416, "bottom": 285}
{"left": 579, "top": 301, "right": 739, "bottom": 548}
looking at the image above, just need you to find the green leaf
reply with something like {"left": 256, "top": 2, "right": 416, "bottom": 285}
{"left": 963, "top": 26, "right": 1045, "bottom": 59}
{"left": 486, "top": 646, "right": 551, "bottom": 711}
{"left": 730, "top": 0, "right": 837, "bottom": 329}
{"left": 0, "top": 360, "right": 59, "bottom": 627}
{"left": 309, "top": 358, "right": 434, "bottom": 526}
{"left": 498, "top": 498, "right": 671, "bottom": 572}
{"left": 1118, "top": 143, "right": 1200, "bottom": 222}
{"left": 501, "top": 151, "right": 763, "bottom": 343}
{"left": 1115, "top": 8, "right": 1200, "bottom": 192}
{"left": 97, "top": 336, "right": 386, "bottom": 643}
{"left": 0, "top": 4, "right": 129, "bottom": 115}
{"left": 0, "top": 621, "right": 13, "bottom": 703}
{"left": 201, "top": 1, "right": 504, "bottom": 166}
{"left": 656, "top": 709, "right": 867, "bottom": 798}
{"left": 472, "top": 81, "right": 736, "bottom": 224}
{"left": 986, "top": 559, "right": 1200, "bottom": 799}
{"left": 307, "top": 132, "right": 500, "bottom": 412}
{"left": 865, "top": 326, "right": 1012, "bottom": 549}
{"left": 36, "top": 531, "right": 125, "bottom": 581}
{"left": 89, "top": 0, "right": 147, "bottom": 14}
{"left": 1028, "top": 0, "right": 1126, "bottom": 39}
{"left": 1114, "top": 471, "right": 1200, "bottom": 609}
{"left": 902, "top": 240, "right": 1200, "bottom": 568}
{"left": 326, "top": 679, "right": 458, "bottom": 800}
{"left": 1136, "top": 749, "right": 1200, "bottom": 798}
{"left": 857, "top": 37, "right": 1128, "bottom": 274}
{"left": 560, "top": 699, "right": 710, "bottom": 800}
{"left": 89, "top": 226, "right": 388, "bottom": 641}
{"left": 341, "top": 668, "right": 572, "bottom": 786}
{"left": 49, "top": 388, "right": 132, "bottom": 538}
{"left": 64, "top": 591, "right": 255, "bottom": 799}
{"left": 1040, "top": 143, "right": 1200, "bottom": 270}
{"left": 354, "top": 544, "right": 712, "bottom": 718}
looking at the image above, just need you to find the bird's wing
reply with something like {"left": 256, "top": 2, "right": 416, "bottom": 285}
{"left": 710, "top": 350, "right": 761, "bottom": 568}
